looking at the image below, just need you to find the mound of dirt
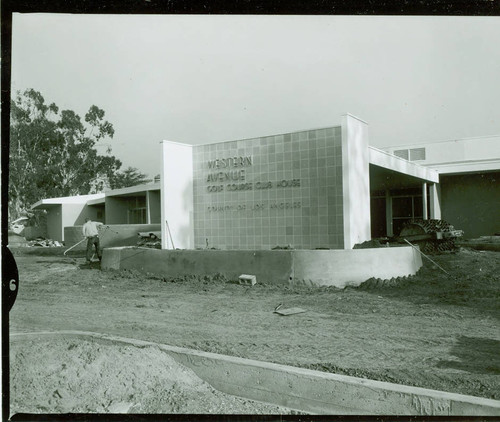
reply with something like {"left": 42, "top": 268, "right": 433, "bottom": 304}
{"left": 10, "top": 338, "right": 295, "bottom": 415}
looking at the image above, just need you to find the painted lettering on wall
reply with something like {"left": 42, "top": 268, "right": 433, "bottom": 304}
{"left": 206, "top": 169, "right": 245, "bottom": 182}
{"left": 208, "top": 156, "right": 252, "bottom": 169}
{"left": 208, "top": 202, "right": 302, "bottom": 212}
{"left": 207, "top": 179, "right": 301, "bottom": 193}
{"left": 269, "top": 202, "right": 302, "bottom": 209}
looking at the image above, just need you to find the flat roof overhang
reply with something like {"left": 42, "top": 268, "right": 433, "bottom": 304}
{"left": 31, "top": 193, "right": 105, "bottom": 210}
{"left": 429, "top": 158, "right": 500, "bottom": 176}
{"left": 369, "top": 147, "right": 439, "bottom": 192}
{"left": 31, "top": 202, "right": 62, "bottom": 211}
{"left": 104, "top": 182, "right": 160, "bottom": 198}
{"left": 370, "top": 165, "right": 432, "bottom": 191}
{"left": 87, "top": 198, "right": 106, "bottom": 206}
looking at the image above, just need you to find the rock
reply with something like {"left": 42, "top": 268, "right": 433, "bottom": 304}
{"left": 108, "top": 401, "right": 135, "bottom": 413}
{"left": 57, "top": 388, "right": 69, "bottom": 398}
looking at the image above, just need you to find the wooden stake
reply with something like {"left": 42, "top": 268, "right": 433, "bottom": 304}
{"left": 404, "top": 238, "right": 450, "bottom": 275}
{"left": 165, "top": 220, "right": 175, "bottom": 249}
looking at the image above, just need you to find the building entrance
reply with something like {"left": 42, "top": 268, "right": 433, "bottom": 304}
{"left": 391, "top": 194, "right": 424, "bottom": 236}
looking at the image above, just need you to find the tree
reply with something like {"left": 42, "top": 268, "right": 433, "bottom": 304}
{"left": 9, "top": 89, "right": 123, "bottom": 219}
{"left": 108, "top": 166, "right": 151, "bottom": 189}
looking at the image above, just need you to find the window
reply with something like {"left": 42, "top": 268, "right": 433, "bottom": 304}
{"left": 394, "top": 149, "right": 409, "bottom": 160}
{"left": 409, "top": 148, "right": 426, "bottom": 161}
{"left": 392, "top": 194, "right": 426, "bottom": 236}
{"left": 392, "top": 197, "right": 413, "bottom": 218}
{"left": 393, "top": 148, "right": 426, "bottom": 161}
{"left": 127, "top": 196, "right": 147, "bottom": 224}
{"left": 128, "top": 208, "right": 147, "bottom": 224}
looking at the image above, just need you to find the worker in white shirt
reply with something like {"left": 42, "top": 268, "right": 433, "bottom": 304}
{"left": 82, "top": 218, "right": 103, "bottom": 263}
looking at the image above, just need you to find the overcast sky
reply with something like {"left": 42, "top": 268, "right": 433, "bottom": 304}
{"left": 11, "top": 14, "right": 500, "bottom": 177}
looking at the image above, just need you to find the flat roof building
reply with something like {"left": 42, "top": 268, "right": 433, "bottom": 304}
{"left": 160, "top": 114, "right": 445, "bottom": 250}
{"left": 381, "top": 135, "right": 500, "bottom": 239}
{"left": 31, "top": 114, "right": 499, "bottom": 249}
{"left": 31, "top": 184, "right": 160, "bottom": 243}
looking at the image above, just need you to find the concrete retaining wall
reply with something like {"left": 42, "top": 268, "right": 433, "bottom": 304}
{"left": 10, "top": 331, "right": 500, "bottom": 416}
{"left": 101, "top": 246, "right": 422, "bottom": 288}
{"left": 103, "top": 248, "right": 294, "bottom": 283}
{"left": 64, "top": 224, "right": 161, "bottom": 250}
{"left": 292, "top": 247, "right": 422, "bottom": 287}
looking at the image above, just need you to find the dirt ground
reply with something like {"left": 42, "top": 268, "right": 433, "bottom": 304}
{"left": 10, "top": 338, "right": 294, "bottom": 415}
{"left": 8, "top": 246, "right": 500, "bottom": 414}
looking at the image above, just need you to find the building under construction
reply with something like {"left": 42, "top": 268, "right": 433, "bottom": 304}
{"left": 31, "top": 114, "right": 499, "bottom": 251}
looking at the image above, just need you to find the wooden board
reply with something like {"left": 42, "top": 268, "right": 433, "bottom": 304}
{"left": 138, "top": 231, "right": 162, "bottom": 239}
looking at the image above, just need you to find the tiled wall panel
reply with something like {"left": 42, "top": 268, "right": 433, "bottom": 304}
{"left": 192, "top": 126, "right": 344, "bottom": 250}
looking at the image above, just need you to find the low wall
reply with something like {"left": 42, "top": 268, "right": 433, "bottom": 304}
{"left": 10, "top": 331, "right": 500, "bottom": 416}
{"left": 101, "top": 246, "right": 422, "bottom": 288}
{"left": 103, "top": 248, "right": 293, "bottom": 283}
{"left": 64, "top": 224, "right": 161, "bottom": 250}
{"left": 292, "top": 248, "right": 422, "bottom": 287}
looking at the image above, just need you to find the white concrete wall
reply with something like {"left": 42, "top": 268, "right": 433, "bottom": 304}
{"left": 101, "top": 246, "right": 423, "bottom": 289}
{"left": 161, "top": 141, "right": 194, "bottom": 249}
{"left": 382, "top": 135, "right": 500, "bottom": 174}
{"left": 292, "top": 247, "right": 422, "bottom": 288}
{"left": 341, "top": 114, "right": 371, "bottom": 249}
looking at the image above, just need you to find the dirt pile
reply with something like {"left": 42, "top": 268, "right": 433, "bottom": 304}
{"left": 10, "top": 338, "right": 295, "bottom": 415}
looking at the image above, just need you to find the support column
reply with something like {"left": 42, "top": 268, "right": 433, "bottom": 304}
{"left": 146, "top": 191, "right": 151, "bottom": 224}
{"left": 422, "top": 182, "right": 428, "bottom": 220}
{"left": 341, "top": 114, "right": 371, "bottom": 248}
{"left": 385, "top": 189, "right": 393, "bottom": 237}
{"left": 429, "top": 183, "right": 442, "bottom": 219}
{"left": 160, "top": 141, "right": 194, "bottom": 249}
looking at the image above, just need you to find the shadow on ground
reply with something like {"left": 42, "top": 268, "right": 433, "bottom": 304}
{"left": 36, "top": 260, "right": 81, "bottom": 266}
{"left": 77, "top": 262, "right": 101, "bottom": 270}
{"left": 437, "top": 336, "right": 500, "bottom": 374}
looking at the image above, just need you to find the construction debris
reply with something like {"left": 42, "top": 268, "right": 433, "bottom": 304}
{"left": 28, "top": 238, "right": 63, "bottom": 247}
{"left": 137, "top": 232, "right": 161, "bottom": 249}
{"left": 239, "top": 274, "right": 257, "bottom": 286}
{"left": 398, "top": 219, "right": 463, "bottom": 253}
{"left": 10, "top": 216, "right": 29, "bottom": 235}
{"left": 138, "top": 231, "right": 161, "bottom": 240}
